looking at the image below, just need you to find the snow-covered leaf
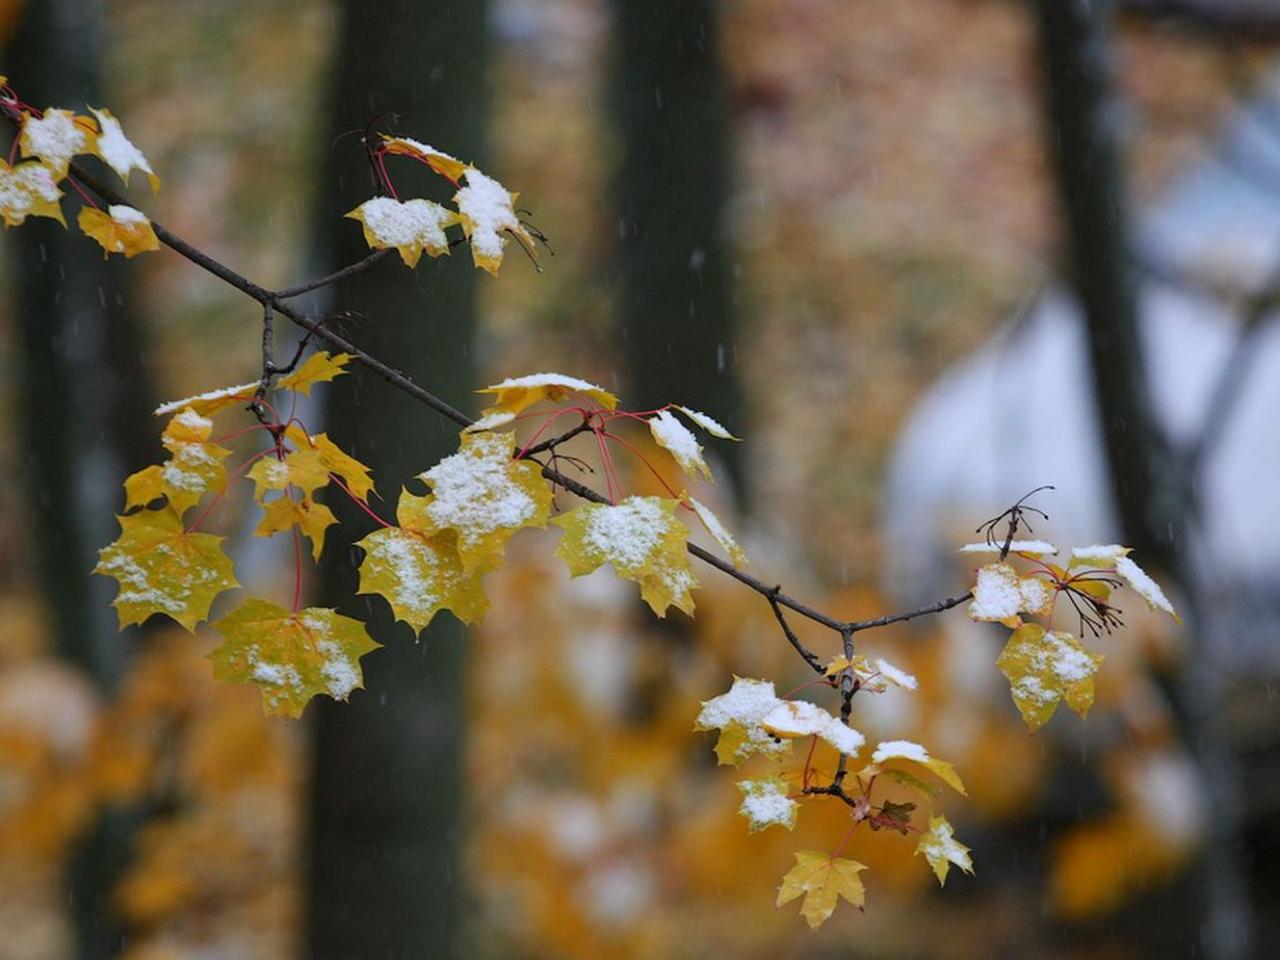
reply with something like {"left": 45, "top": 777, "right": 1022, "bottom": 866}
{"left": 996, "top": 623, "right": 1103, "bottom": 731}
{"left": 693, "top": 676, "right": 789, "bottom": 766}
{"left": 737, "top": 777, "right": 798, "bottom": 833}
{"left": 868, "top": 740, "right": 965, "bottom": 795}
{"left": 94, "top": 507, "right": 238, "bottom": 632}
{"left": 345, "top": 196, "right": 457, "bottom": 267}
{"left": 124, "top": 408, "right": 230, "bottom": 515}
{"left": 380, "top": 135, "right": 467, "bottom": 182}
{"left": 967, "top": 562, "right": 1023, "bottom": 625}
{"left": 454, "top": 166, "right": 533, "bottom": 275}
{"left": 356, "top": 490, "right": 490, "bottom": 633}
{"left": 209, "top": 599, "right": 378, "bottom": 718}
{"left": 958, "top": 540, "right": 1057, "bottom": 556}
{"left": 1114, "top": 556, "right": 1180, "bottom": 622}
{"left": 673, "top": 405, "right": 739, "bottom": 441}
{"left": 410, "top": 432, "right": 551, "bottom": 573}
{"left": 915, "top": 815, "right": 973, "bottom": 885}
{"left": 88, "top": 107, "right": 159, "bottom": 193}
{"left": 478, "top": 372, "right": 618, "bottom": 416}
{"left": 18, "top": 108, "right": 94, "bottom": 177}
{"left": 0, "top": 158, "right": 64, "bottom": 227}
{"left": 649, "top": 411, "right": 710, "bottom": 481}
{"left": 77, "top": 204, "right": 160, "bottom": 258}
{"left": 762, "top": 699, "right": 865, "bottom": 758}
{"left": 552, "top": 495, "right": 696, "bottom": 617}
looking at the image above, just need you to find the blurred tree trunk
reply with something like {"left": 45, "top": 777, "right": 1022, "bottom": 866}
{"left": 1031, "top": 2, "right": 1253, "bottom": 957}
{"left": 6, "top": 2, "right": 160, "bottom": 957}
{"left": 306, "top": 3, "right": 487, "bottom": 958}
{"left": 610, "top": 0, "right": 743, "bottom": 491}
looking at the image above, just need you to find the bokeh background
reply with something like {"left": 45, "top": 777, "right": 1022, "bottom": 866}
{"left": 2, "top": 0, "right": 1279, "bottom": 957}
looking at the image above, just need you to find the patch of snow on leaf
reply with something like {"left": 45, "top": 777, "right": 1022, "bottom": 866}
{"left": 357, "top": 196, "right": 452, "bottom": 252}
{"left": 874, "top": 657, "right": 917, "bottom": 690}
{"left": 107, "top": 204, "right": 147, "bottom": 225}
{"left": 22, "top": 110, "right": 86, "bottom": 170}
{"left": 422, "top": 434, "right": 535, "bottom": 540}
{"left": 673, "top": 405, "right": 738, "bottom": 440}
{"left": 871, "top": 739, "right": 930, "bottom": 764}
{"left": 762, "top": 700, "right": 866, "bottom": 757}
{"left": 1115, "top": 556, "right": 1178, "bottom": 618}
{"left": 968, "top": 562, "right": 1022, "bottom": 621}
{"left": 737, "top": 778, "right": 798, "bottom": 832}
{"left": 455, "top": 167, "right": 519, "bottom": 260}
{"left": 487, "top": 371, "right": 610, "bottom": 396}
{"left": 155, "top": 381, "right": 256, "bottom": 416}
{"left": 649, "top": 410, "right": 708, "bottom": 479}
{"left": 687, "top": 496, "right": 747, "bottom": 566}
{"left": 583, "top": 498, "right": 666, "bottom": 570}
{"left": 1070, "top": 544, "right": 1130, "bottom": 565}
{"left": 90, "top": 108, "right": 155, "bottom": 184}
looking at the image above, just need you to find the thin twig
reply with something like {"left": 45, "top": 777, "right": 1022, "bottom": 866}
{"left": 273, "top": 249, "right": 392, "bottom": 298}
{"left": 766, "top": 589, "right": 826, "bottom": 675}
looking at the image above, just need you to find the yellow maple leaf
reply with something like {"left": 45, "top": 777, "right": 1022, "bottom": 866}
{"left": 277, "top": 350, "right": 353, "bottom": 395}
{"left": 124, "top": 408, "right": 230, "bottom": 515}
{"left": 356, "top": 489, "right": 490, "bottom": 633}
{"left": 996, "top": 623, "right": 1103, "bottom": 731}
{"left": 649, "top": 411, "right": 711, "bottom": 481}
{"left": 408, "top": 432, "right": 551, "bottom": 573}
{"left": 254, "top": 495, "right": 336, "bottom": 562}
{"left": 380, "top": 135, "right": 468, "bottom": 182}
{"left": 552, "top": 495, "right": 696, "bottom": 617}
{"left": 94, "top": 507, "right": 238, "bottom": 631}
{"left": 18, "top": 108, "right": 95, "bottom": 178}
{"left": 0, "top": 158, "right": 65, "bottom": 227}
{"left": 284, "top": 425, "right": 375, "bottom": 503}
{"left": 209, "top": 598, "right": 379, "bottom": 718}
{"left": 77, "top": 204, "right": 160, "bottom": 258}
{"left": 776, "top": 851, "right": 867, "bottom": 928}
{"left": 477, "top": 372, "right": 618, "bottom": 416}
{"left": 345, "top": 196, "right": 458, "bottom": 267}
{"left": 247, "top": 449, "right": 331, "bottom": 501}
{"left": 454, "top": 166, "right": 534, "bottom": 275}
{"left": 915, "top": 814, "right": 974, "bottom": 885}
{"left": 87, "top": 106, "right": 160, "bottom": 193}
{"left": 867, "top": 740, "right": 966, "bottom": 795}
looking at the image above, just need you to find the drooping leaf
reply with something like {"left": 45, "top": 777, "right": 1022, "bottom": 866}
{"left": 0, "top": 158, "right": 65, "bottom": 227}
{"left": 77, "top": 204, "right": 160, "bottom": 258}
{"left": 915, "top": 815, "right": 974, "bottom": 885}
{"left": 673, "top": 405, "right": 740, "bottom": 441}
{"left": 762, "top": 699, "right": 865, "bottom": 758}
{"left": 254, "top": 495, "right": 336, "bottom": 562}
{"left": 94, "top": 508, "right": 238, "bottom": 631}
{"left": 693, "top": 676, "right": 790, "bottom": 766}
{"left": 882, "top": 768, "right": 941, "bottom": 800}
{"left": 209, "top": 598, "right": 378, "bottom": 718}
{"left": 355, "top": 489, "right": 490, "bottom": 633}
{"left": 88, "top": 106, "right": 160, "bottom": 192}
{"left": 649, "top": 411, "right": 711, "bottom": 481}
{"left": 868, "top": 740, "right": 966, "bottom": 795}
{"left": 410, "top": 432, "right": 551, "bottom": 573}
{"left": 1114, "top": 556, "right": 1180, "bottom": 622}
{"left": 345, "top": 196, "right": 457, "bottom": 267}
{"left": 380, "top": 135, "right": 468, "bottom": 182}
{"left": 776, "top": 851, "right": 867, "bottom": 928}
{"left": 19, "top": 108, "right": 94, "bottom": 177}
{"left": 737, "top": 777, "right": 798, "bottom": 833}
{"left": 454, "top": 166, "right": 534, "bottom": 275}
{"left": 686, "top": 495, "right": 748, "bottom": 567}
{"left": 284, "top": 425, "right": 375, "bottom": 503}
{"left": 124, "top": 408, "right": 231, "bottom": 515}
{"left": 996, "top": 623, "right": 1103, "bottom": 731}
{"left": 477, "top": 372, "right": 618, "bottom": 416}
{"left": 552, "top": 495, "right": 696, "bottom": 617}
{"left": 276, "top": 351, "right": 352, "bottom": 395}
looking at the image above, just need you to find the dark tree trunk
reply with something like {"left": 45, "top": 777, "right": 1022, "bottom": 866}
{"left": 306, "top": 3, "right": 488, "bottom": 958}
{"left": 1031, "top": 2, "right": 1254, "bottom": 957}
{"left": 610, "top": 0, "right": 743, "bottom": 490}
{"left": 6, "top": 1, "right": 161, "bottom": 956}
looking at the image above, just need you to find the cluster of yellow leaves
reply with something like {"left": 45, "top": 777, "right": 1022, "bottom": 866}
{"left": 96, "top": 352, "right": 379, "bottom": 718}
{"left": 964, "top": 541, "right": 1179, "bottom": 730}
{"left": 0, "top": 84, "right": 161, "bottom": 257}
{"left": 347, "top": 133, "right": 536, "bottom": 275}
